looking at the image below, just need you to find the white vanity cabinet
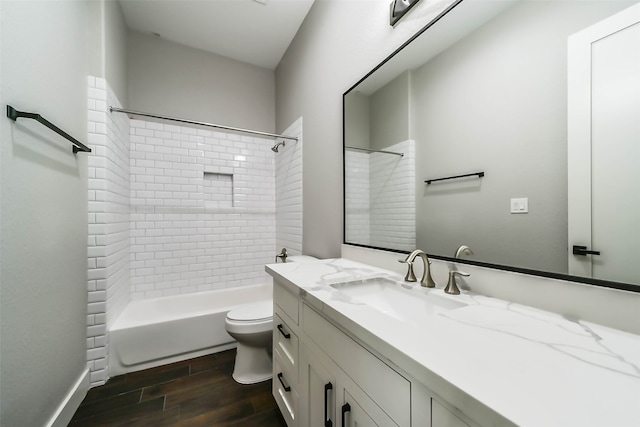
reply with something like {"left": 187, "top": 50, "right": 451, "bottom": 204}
{"left": 273, "top": 281, "right": 301, "bottom": 426}
{"left": 272, "top": 280, "right": 473, "bottom": 427}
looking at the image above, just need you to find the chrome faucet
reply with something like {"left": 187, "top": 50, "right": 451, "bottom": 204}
{"left": 444, "top": 270, "right": 469, "bottom": 295}
{"left": 398, "top": 249, "right": 436, "bottom": 288}
{"left": 455, "top": 245, "right": 474, "bottom": 258}
{"left": 275, "top": 248, "right": 288, "bottom": 263}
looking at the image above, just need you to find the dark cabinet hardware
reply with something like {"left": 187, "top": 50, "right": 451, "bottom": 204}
{"left": 277, "top": 324, "right": 291, "bottom": 339}
{"left": 341, "top": 403, "right": 351, "bottom": 427}
{"left": 324, "top": 382, "right": 333, "bottom": 427}
{"left": 572, "top": 245, "right": 601, "bottom": 256}
{"left": 277, "top": 372, "right": 291, "bottom": 392}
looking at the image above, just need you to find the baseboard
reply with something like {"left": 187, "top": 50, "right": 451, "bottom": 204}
{"left": 46, "top": 367, "right": 90, "bottom": 427}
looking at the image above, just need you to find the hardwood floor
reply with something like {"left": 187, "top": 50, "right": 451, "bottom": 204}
{"left": 69, "top": 349, "right": 287, "bottom": 426}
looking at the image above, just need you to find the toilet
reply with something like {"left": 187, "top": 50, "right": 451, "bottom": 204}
{"left": 225, "top": 255, "right": 318, "bottom": 384}
{"left": 225, "top": 300, "right": 274, "bottom": 384}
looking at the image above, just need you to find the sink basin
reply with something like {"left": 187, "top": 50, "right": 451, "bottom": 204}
{"left": 330, "top": 277, "right": 467, "bottom": 323}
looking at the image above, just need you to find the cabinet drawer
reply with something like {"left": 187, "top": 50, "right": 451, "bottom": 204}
{"left": 302, "top": 303, "right": 410, "bottom": 426}
{"left": 274, "top": 358, "right": 298, "bottom": 427}
{"left": 274, "top": 313, "right": 299, "bottom": 384}
{"left": 274, "top": 281, "right": 299, "bottom": 325}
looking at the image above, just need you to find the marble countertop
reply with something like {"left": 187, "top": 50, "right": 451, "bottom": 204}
{"left": 266, "top": 258, "right": 640, "bottom": 427}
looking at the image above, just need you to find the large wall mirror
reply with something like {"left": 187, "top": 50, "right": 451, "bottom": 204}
{"left": 344, "top": 0, "right": 640, "bottom": 291}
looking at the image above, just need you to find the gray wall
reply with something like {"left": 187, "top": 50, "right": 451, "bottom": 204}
{"left": 0, "top": 1, "right": 92, "bottom": 425}
{"left": 276, "top": 0, "right": 457, "bottom": 258}
{"left": 413, "top": 0, "right": 635, "bottom": 272}
{"left": 105, "top": 0, "right": 129, "bottom": 103}
{"left": 370, "top": 71, "right": 409, "bottom": 151}
{"left": 344, "top": 92, "right": 370, "bottom": 150}
{"left": 87, "top": 0, "right": 128, "bottom": 103}
{"left": 127, "top": 31, "right": 275, "bottom": 132}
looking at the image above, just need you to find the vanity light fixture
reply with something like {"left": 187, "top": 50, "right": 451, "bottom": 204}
{"left": 390, "top": 0, "right": 421, "bottom": 26}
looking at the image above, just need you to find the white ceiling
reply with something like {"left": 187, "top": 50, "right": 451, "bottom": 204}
{"left": 119, "top": 0, "right": 315, "bottom": 70}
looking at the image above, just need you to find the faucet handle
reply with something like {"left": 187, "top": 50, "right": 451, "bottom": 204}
{"left": 444, "top": 270, "right": 469, "bottom": 295}
{"left": 398, "top": 259, "right": 417, "bottom": 282}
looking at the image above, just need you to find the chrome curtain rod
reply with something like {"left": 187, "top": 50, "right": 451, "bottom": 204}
{"left": 345, "top": 145, "right": 404, "bottom": 157}
{"left": 109, "top": 107, "right": 298, "bottom": 141}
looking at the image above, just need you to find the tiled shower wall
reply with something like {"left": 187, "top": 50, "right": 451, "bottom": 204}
{"left": 128, "top": 120, "right": 276, "bottom": 299}
{"left": 87, "top": 80, "right": 300, "bottom": 385}
{"left": 369, "top": 140, "right": 415, "bottom": 251}
{"left": 275, "top": 117, "right": 303, "bottom": 256}
{"left": 345, "top": 149, "right": 371, "bottom": 245}
{"left": 345, "top": 140, "right": 415, "bottom": 252}
{"left": 87, "top": 77, "right": 131, "bottom": 385}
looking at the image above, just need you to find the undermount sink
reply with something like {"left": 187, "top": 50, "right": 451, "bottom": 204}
{"left": 330, "top": 277, "right": 468, "bottom": 323}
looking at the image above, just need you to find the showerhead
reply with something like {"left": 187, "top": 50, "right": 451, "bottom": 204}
{"left": 271, "top": 141, "right": 285, "bottom": 153}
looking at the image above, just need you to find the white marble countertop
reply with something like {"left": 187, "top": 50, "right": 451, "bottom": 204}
{"left": 266, "top": 258, "right": 640, "bottom": 427}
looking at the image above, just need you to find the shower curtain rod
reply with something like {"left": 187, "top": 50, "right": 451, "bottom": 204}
{"left": 109, "top": 107, "right": 298, "bottom": 141}
{"left": 345, "top": 145, "right": 404, "bottom": 157}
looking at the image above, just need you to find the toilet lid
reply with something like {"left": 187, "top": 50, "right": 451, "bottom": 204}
{"left": 227, "top": 301, "right": 273, "bottom": 322}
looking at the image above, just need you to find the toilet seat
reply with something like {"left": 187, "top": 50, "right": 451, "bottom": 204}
{"left": 227, "top": 301, "right": 272, "bottom": 322}
{"left": 225, "top": 301, "right": 273, "bottom": 335}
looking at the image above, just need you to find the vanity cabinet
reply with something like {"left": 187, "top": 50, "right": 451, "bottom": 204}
{"left": 273, "top": 284, "right": 300, "bottom": 426}
{"left": 300, "top": 342, "right": 396, "bottom": 427}
{"left": 273, "top": 280, "right": 475, "bottom": 427}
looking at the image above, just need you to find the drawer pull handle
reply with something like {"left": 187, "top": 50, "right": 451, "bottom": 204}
{"left": 341, "top": 403, "right": 351, "bottom": 426}
{"left": 324, "top": 382, "right": 333, "bottom": 427}
{"left": 277, "top": 324, "right": 291, "bottom": 339}
{"left": 277, "top": 372, "right": 291, "bottom": 392}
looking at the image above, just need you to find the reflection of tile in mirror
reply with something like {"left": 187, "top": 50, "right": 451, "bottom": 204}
{"left": 204, "top": 172, "right": 233, "bottom": 208}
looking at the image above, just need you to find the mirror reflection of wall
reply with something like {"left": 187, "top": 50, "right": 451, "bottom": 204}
{"left": 344, "top": 0, "right": 638, "bottom": 284}
{"left": 345, "top": 72, "right": 416, "bottom": 252}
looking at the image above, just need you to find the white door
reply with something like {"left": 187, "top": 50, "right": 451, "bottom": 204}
{"left": 568, "top": 3, "right": 640, "bottom": 285}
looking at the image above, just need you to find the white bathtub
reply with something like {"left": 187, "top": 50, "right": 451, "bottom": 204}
{"left": 108, "top": 283, "right": 273, "bottom": 376}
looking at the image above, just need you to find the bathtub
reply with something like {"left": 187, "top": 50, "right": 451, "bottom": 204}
{"left": 108, "top": 283, "right": 272, "bottom": 376}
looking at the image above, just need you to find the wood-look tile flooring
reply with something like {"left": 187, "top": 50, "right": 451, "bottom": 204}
{"left": 69, "top": 349, "right": 287, "bottom": 426}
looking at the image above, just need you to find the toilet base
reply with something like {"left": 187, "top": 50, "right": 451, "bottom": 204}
{"left": 231, "top": 342, "right": 273, "bottom": 384}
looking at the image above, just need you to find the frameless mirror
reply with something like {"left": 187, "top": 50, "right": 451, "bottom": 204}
{"left": 344, "top": 0, "right": 640, "bottom": 290}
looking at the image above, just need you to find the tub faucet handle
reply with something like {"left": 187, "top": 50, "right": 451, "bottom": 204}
{"left": 276, "top": 248, "right": 288, "bottom": 263}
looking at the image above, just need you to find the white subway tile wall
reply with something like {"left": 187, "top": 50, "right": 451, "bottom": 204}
{"left": 345, "top": 140, "right": 415, "bottom": 252}
{"left": 128, "top": 120, "right": 276, "bottom": 299}
{"left": 370, "top": 140, "right": 415, "bottom": 251}
{"left": 87, "top": 77, "right": 131, "bottom": 386}
{"left": 87, "top": 79, "right": 302, "bottom": 386}
{"left": 275, "top": 117, "right": 303, "bottom": 256}
{"left": 203, "top": 172, "right": 233, "bottom": 208}
{"left": 345, "top": 149, "right": 371, "bottom": 245}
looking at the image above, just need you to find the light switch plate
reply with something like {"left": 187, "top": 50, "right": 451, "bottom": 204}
{"left": 510, "top": 197, "right": 528, "bottom": 214}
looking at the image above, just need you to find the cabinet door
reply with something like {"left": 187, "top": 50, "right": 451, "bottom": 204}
{"left": 431, "top": 399, "right": 469, "bottom": 427}
{"left": 340, "top": 391, "right": 377, "bottom": 427}
{"left": 337, "top": 376, "right": 398, "bottom": 427}
{"left": 300, "top": 344, "right": 336, "bottom": 427}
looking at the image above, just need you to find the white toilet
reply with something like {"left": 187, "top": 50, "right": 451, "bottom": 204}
{"left": 225, "top": 300, "right": 274, "bottom": 384}
{"left": 225, "top": 255, "right": 318, "bottom": 384}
